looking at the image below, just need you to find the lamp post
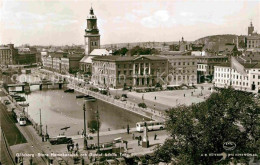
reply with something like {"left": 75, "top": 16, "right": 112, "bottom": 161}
{"left": 96, "top": 109, "right": 100, "bottom": 152}
{"left": 83, "top": 103, "right": 87, "bottom": 150}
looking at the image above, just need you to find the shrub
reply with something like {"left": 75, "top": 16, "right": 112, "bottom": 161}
{"left": 138, "top": 103, "right": 147, "bottom": 108}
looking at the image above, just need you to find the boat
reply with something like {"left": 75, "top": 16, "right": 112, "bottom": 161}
{"left": 64, "top": 89, "right": 74, "bottom": 93}
{"left": 76, "top": 95, "right": 85, "bottom": 98}
{"left": 19, "top": 103, "right": 29, "bottom": 107}
{"left": 76, "top": 95, "right": 90, "bottom": 99}
{"left": 15, "top": 97, "right": 26, "bottom": 102}
{"left": 84, "top": 95, "right": 96, "bottom": 101}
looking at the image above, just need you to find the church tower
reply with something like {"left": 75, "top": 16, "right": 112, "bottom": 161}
{"left": 84, "top": 7, "right": 100, "bottom": 55}
{"left": 248, "top": 21, "right": 254, "bottom": 36}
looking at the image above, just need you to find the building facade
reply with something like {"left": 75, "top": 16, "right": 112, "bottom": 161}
{"left": 214, "top": 62, "right": 260, "bottom": 93}
{"left": 197, "top": 56, "right": 228, "bottom": 83}
{"left": 162, "top": 55, "right": 197, "bottom": 86}
{"left": 246, "top": 21, "right": 260, "bottom": 49}
{"left": 0, "top": 44, "right": 18, "bottom": 65}
{"left": 91, "top": 55, "right": 168, "bottom": 88}
{"left": 16, "top": 53, "right": 36, "bottom": 64}
{"left": 80, "top": 49, "right": 110, "bottom": 74}
{"left": 84, "top": 7, "right": 100, "bottom": 55}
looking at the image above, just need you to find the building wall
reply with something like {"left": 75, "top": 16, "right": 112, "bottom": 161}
{"left": 61, "top": 58, "right": 69, "bottom": 73}
{"left": 167, "top": 57, "right": 197, "bottom": 86}
{"left": 91, "top": 57, "right": 168, "bottom": 88}
{"left": 0, "top": 44, "right": 18, "bottom": 65}
{"left": 16, "top": 53, "right": 36, "bottom": 64}
{"left": 214, "top": 66, "right": 260, "bottom": 92}
{"left": 247, "top": 37, "right": 260, "bottom": 49}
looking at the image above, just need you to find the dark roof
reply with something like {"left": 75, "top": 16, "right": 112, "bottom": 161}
{"left": 215, "top": 61, "right": 260, "bottom": 69}
{"left": 92, "top": 55, "right": 167, "bottom": 62}
{"left": 160, "top": 55, "right": 196, "bottom": 59}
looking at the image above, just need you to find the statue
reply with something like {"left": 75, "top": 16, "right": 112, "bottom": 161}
{"left": 142, "top": 122, "right": 149, "bottom": 148}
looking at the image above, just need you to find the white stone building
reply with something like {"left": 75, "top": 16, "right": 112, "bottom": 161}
{"left": 214, "top": 62, "right": 260, "bottom": 93}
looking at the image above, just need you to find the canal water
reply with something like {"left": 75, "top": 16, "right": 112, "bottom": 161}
{"left": 11, "top": 85, "right": 148, "bottom": 137}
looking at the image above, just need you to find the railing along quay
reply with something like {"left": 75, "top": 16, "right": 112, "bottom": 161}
{"left": 67, "top": 84, "right": 165, "bottom": 121}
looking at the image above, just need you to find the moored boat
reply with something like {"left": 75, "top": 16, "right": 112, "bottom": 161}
{"left": 64, "top": 89, "right": 74, "bottom": 93}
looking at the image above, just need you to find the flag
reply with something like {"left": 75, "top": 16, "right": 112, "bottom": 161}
{"left": 231, "top": 56, "right": 247, "bottom": 76}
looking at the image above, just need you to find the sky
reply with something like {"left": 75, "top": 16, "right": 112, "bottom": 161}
{"left": 0, "top": 0, "right": 260, "bottom": 46}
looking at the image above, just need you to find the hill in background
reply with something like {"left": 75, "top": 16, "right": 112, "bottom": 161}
{"left": 194, "top": 34, "right": 239, "bottom": 45}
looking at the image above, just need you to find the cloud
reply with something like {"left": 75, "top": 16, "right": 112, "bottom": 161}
{"left": 132, "top": 9, "right": 148, "bottom": 16}
{"left": 125, "top": 13, "right": 137, "bottom": 22}
{"left": 141, "top": 10, "right": 175, "bottom": 28}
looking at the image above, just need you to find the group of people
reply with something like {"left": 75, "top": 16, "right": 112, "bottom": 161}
{"left": 67, "top": 141, "right": 79, "bottom": 154}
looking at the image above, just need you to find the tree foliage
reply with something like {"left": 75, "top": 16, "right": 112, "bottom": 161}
{"left": 153, "top": 88, "right": 260, "bottom": 164}
{"left": 129, "top": 46, "right": 159, "bottom": 56}
{"left": 113, "top": 47, "right": 128, "bottom": 56}
{"left": 88, "top": 119, "right": 101, "bottom": 133}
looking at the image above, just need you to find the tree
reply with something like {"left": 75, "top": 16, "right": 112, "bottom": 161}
{"left": 153, "top": 88, "right": 260, "bottom": 164}
{"left": 88, "top": 119, "right": 101, "bottom": 133}
{"left": 113, "top": 47, "right": 128, "bottom": 56}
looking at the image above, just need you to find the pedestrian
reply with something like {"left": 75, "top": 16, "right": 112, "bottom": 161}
{"left": 132, "top": 133, "right": 135, "bottom": 140}
{"left": 139, "top": 135, "right": 142, "bottom": 141}
{"left": 154, "top": 96, "right": 156, "bottom": 100}
{"left": 154, "top": 133, "right": 157, "bottom": 140}
{"left": 184, "top": 94, "right": 185, "bottom": 97}
{"left": 125, "top": 141, "right": 128, "bottom": 149}
{"left": 76, "top": 143, "right": 79, "bottom": 151}
{"left": 81, "top": 129, "right": 85, "bottom": 138}
{"left": 127, "top": 124, "right": 130, "bottom": 134}
{"left": 138, "top": 139, "right": 140, "bottom": 146}
{"left": 67, "top": 144, "right": 70, "bottom": 152}
{"left": 15, "top": 156, "right": 18, "bottom": 163}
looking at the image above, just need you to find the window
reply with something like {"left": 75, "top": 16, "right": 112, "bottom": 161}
{"left": 118, "top": 71, "right": 121, "bottom": 75}
{"left": 124, "top": 71, "right": 127, "bottom": 75}
{"left": 253, "top": 75, "right": 255, "bottom": 79}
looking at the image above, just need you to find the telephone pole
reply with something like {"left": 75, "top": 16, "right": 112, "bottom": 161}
{"left": 39, "top": 109, "right": 42, "bottom": 136}
{"left": 96, "top": 107, "right": 100, "bottom": 152}
{"left": 83, "top": 103, "right": 87, "bottom": 150}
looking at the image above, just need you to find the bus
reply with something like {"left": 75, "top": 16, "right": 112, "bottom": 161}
{"left": 136, "top": 121, "right": 165, "bottom": 132}
{"left": 17, "top": 113, "right": 27, "bottom": 126}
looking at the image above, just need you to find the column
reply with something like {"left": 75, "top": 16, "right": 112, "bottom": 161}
{"left": 144, "top": 63, "right": 146, "bottom": 75}
{"left": 149, "top": 63, "right": 151, "bottom": 75}
{"left": 138, "top": 63, "right": 141, "bottom": 75}
{"left": 133, "top": 63, "right": 135, "bottom": 76}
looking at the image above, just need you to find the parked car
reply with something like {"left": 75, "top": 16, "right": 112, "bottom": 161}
{"left": 104, "top": 159, "right": 117, "bottom": 165}
{"left": 115, "top": 158, "right": 126, "bottom": 165}
{"left": 49, "top": 136, "right": 72, "bottom": 145}
{"left": 121, "top": 94, "right": 127, "bottom": 98}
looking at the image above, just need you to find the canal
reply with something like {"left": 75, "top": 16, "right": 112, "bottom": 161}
{"left": 11, "top": 85, "right": 148, "bottom": 137}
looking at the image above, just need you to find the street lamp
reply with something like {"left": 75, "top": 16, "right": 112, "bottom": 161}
{"left": 96, "top": 109, "right": 100, "bottom": 152}
{"left": 83, "top": 103, "right": 87, "bottom": 150}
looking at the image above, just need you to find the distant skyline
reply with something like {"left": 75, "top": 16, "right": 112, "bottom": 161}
{"left": 0, "top": 0, "right": 260, "bottom": 46}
